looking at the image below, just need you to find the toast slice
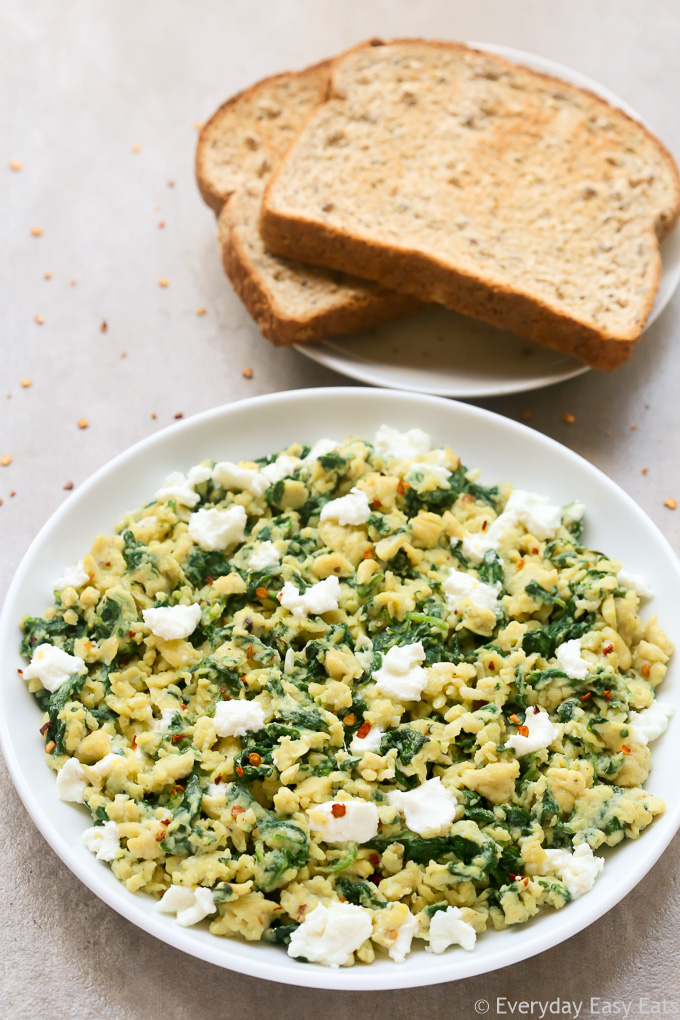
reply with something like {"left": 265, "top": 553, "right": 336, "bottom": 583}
{"left": 261, "top": 39, "right": 680, "bottom": 368}
{"left": 196, "top": 60, "right": 419, "bottom": 345}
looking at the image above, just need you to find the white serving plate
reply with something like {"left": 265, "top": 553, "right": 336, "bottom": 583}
{"left": 1, "top": 387, "right": 678, "bottom": 991}
{"left": 295, "top": 44, "right": 680, "bottom": 397}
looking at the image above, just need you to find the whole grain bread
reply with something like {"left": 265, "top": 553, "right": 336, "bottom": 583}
{"left": 261, "top": 39, "right": 680, "bottom": 369}
{"left": 196, "top": 60, "right": 419, "bottom": 344}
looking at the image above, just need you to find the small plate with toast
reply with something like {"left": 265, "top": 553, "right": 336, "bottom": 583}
{"left": 197, "top": 41, "right": 680, "bottom": 397}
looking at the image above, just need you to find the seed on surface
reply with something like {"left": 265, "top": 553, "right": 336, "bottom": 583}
{"left": 242, "top": 367, "right": 253, "bottom": 379}
{"left": 20, "top": 379, "right": 32, "bottom": 388}
{"left": 195, "top": 307, "right": 206, "bottom": 316}
{"left": 9, "top": 160, "right": 22, "bottom": 171}
{"left": 44, "top": 272, "right": 53, "bottom": 280}
{"left": 174, "top": 411, "right": 183, "bottom": 420}
{"left": 193, "top": 120, "right": 204, "bottom": 131}
{"left": 159, "top": 278, "right": 169, "bottom": 287}
{"left": 664, "top": 498, "right": 677, "bottom": 510}
{"left": 77, "top": 418, "right": 89, "bottom": 429}
{"left": 150, "top": 412, "right": 157, "bottom": 420}
{"left": 521, "top": 409, "right": 532, "bottom": 421}
{"left": 0, "top": 455, "right": 11, "bottom": 466}
{"left": 131, "top": 144, "right": 141, "bottom": 153}
{"left": 100, "top": 321, "right": 108, "bottom": 333}
{"left": 158, "top": 221, "right": 165, "bottom": 229}
{"left": 31, "top": 226, "right": 42, "bottom": 237}
{"left": 562, "top": 412, "right": 575, "bottom": 424}
{"left": 63, "top": 481, "right": 74, "bottom": 490}
{"left": 34, "top": 315, "right": 44, "bottom": 324}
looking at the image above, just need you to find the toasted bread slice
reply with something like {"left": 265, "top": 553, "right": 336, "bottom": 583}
{"left": 261, "top": 39, "right": 680, "bottom": 368}
{"left": 196, "top": 60, "right": 419, "bottom": 344}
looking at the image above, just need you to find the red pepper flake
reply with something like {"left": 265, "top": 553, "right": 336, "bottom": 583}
{"left": 488, "top": 660, "right": 495, "bottom": 671}
{"left": 532, "top": 547, "right": 539, "bottom": 555}
{"left": 242, "top": 367, "right": 253, "bottom": 380}
{"left": 396, "top": 478, "right": 407, "bottom": 495}
{"left": 220, "top": 685, "right": 230, "bottom": 701}
{"left": 368, "top": 853, "right": 380, "bottom": 867}
{"left": 580, "top": 692, "right": 592, "bottom": 702}
{"left": 231, "top": 805, "right": 244, "bottom": 817}
{"left": 515, "top": 558, "right": 525, "bottom": 571}
{"left": 603, "top": 690, "right": 613, "bottom": 701}
{"left": 517, "top": 724, "right": 529, "bottom": 737}
{"left": 235, "top": 766, "right": 244, "bottom": 777}
{"left": 180, "top": 703, "right": 186, "bottom": 710}
{"left": 131, "top": 735, "right": 137, "bottom": 749}
{"left": 248, "top": 752, "right": 262, "bottom": 766}
{"left": 356, "top": 721, "right": 371, "bottom": 739}
{"left": 621, "top": 744, "right": 631, "bottom": 756}
{"left": 372, "top": 498, "right": 382, "bottom": 509}
{"left": 368, "top": 872, "right": 381, "bottom": 887}
{"left": 171, "top": 733, "right": 186, "bottom": 742}
{"left": 255, "top": 586, "right": 269, "bottom": 600}
{"left": 602, "top": 643, "right": 614, "bottom": 655}
{"left": 170, "top": 784, "right": 185, "bottom": 795}
{"left": 205, "top": 575, "right": 214, "bottom": 585}
{"left": 100, "top": 320, "right": 108, "bottom": 333}
{"left": 642, "top": 468, "right": 649, "bottom": 476}
{"left": 155, "top": 830, "right": 167, "bottom": 842}
{"left": 331, "top": 803, "right": 347, "bottom": 818}
{"left": 342, "top": 713, "right": 357, "bottom": 727}
{"left": 472, "top": 700, "right": 485, "bottom": 711}
{"left": 127, "top": 629, "right": 135, "bottom": 639}
{"left": 247, "top": 643, "right": 253, "bottom": 659}
{"left": 509, "top": 713, "right": 521, "bottom": 724}
{"left": 174, "top": 411, "right": 183, "bottom": 420}
{"left": 641, "top": 663, "right": 650, "bottom": 678}
{"left": 63, "top": 481, "right": 74, "bottom": 490}
{"left": 362, "top": 547, "right": 376, "bottom": 560}
{"left": 481, "top": 520, "right": 488, "bottom": 532}
{"left": 45, "top": 741, "right": 55, "bottom": 753}
{"left": 161, "top": 817, "right": 171, "bottom": 825}
{"left": 39, "top": 721, "right": 50, "bottom": 735}
{"left": 213, "top": 775, "right": 222, "bottom": 785}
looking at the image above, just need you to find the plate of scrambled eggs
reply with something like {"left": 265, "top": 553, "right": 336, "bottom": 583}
{"left": 1, "top": 388, "right": 677, "bottom": 989}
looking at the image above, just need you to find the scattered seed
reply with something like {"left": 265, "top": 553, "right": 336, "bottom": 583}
{"left": 642, "top": 468, "right": 649, "bottom": 476}
{"left": 44, "top": 272, "right": 52, "bottom": 280}
{"left": 9, "top": 490, "right": 16, "bottom": 497}
{"left": 664, "top": 498, "right": 677, "bottom": 510}
{"left": 195, "top": 307, "right": 206, "bottom": 316}
{"left": 31, "top": 226, "right": 42, "bottom": 237}
{"left": 562, "top": 412, "right": 575, "bottom": 424}
{"left": 167, "top": 180, "right": 175, "bottom": 187}
{"left": 174, "top": 411, "right": 184, "bottom": 419}
{"left": 45, "top": 741, "right": 55, "bottom": 754}
{"left": 0, "top": 499, "right": 3, "bottom": 507}
{"left": 242, "top": 367, "right": 253, "bottom": 379}
{"left": 63, "top": 481, "right": 74, "bottom": 490}
{"left": 120, "top": 351, "right": 127, "bottom": 358}
{"left": 9, "top": 160, "right": 22, "bottom": 171}
{"left": 158, "top": 221, "right": 165, "bottom": 229}
{"left": 20, "top": 379, "right": 32, "bottom": 388}
{"left": 131, "top": 144, "right": 141, "bottom": 153}
{"left": 70, "top": 280, "right": 77, "bottom": 286}
{"left": 521, "top": 409, "right": 532, "bottom": 421}
{"left": 100, "top": 320, "right": 108, "bottom": 333}
{"left": 77, "top": 418, "right": 89, "bottom": 429}
{"left": 193, "top": 120, "right": 204, "bottom": 131}
{"left": 159, "top": 278, "right": 169, "bottom": 287}
{"left": 34, "top": 315, "right": 44, "bottom": 324}
{"left": 630, "top": 424, "right": 637, "bottom": 431}
{"left": 150, "top": 412, "right": 157, "bottom": 420}
{"left": 605, "top": 428, "right": 612, "bottom": 436}
{"left": 1, "top": 455, "right": 12, "bottom": 466}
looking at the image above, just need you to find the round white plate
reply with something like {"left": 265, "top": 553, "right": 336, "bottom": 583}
{"left": 295, "top": 44, "right": 680, "bottom": 397}
{"left": 1, "top": 388, "right": 678, "bottom": 991}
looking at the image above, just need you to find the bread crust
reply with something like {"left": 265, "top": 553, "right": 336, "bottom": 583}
{"left": 261, "top": 38, "right": 680, "bottom": 368}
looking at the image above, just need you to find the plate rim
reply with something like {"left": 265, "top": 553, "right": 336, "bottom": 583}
{"left": 293, "top": 42, "right": 678, "bottom": 398}
{"left": 1, "top": 386, "right": 679, "bottom": 991}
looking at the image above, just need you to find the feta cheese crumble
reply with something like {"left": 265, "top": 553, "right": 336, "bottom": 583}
{"left": 247, "top": 540, "right": 281, "bottom": 571}
{"left": 142, "top": 603, "right": 201, "bottom": 641}
{"left": 53, "top": 560, "right": 90, "bottom": 591}
{"left": 56, "top": 757, "right": 87, "bottom": 802}
{"left": 157, "top": 885, "right": 217, "bottom": 927}
{"left": 213, "top": 699, "right": 266, "bottom": 738}
{"left": 82, "top": 820, "right": 121, "bottom": 861}
{"left": 389, "top": 911, "right": 419, "bottom": 963}
{"left": 188, "top": 504, "right": 247, "bottom": 551}
{"left": 319, "top": 487, "right": 371, "bottom": 526}
{"left": 154, "top": 465, "right": 211, "bottom": 508}
{"left": 301, "top": 438, "right": 339, "bottom": 465}
{"left": 350, "top": 723, "right": 384, "bottom": 755}
{"left": 555, "top": 639, "right": 590, "bottom": 680}
{"left": 462, "top": 488, "right": 562, "bottom": 563}
{"left": 260, "top": 455, "right": 302, "bottom": 485}
{"left": 388, "top": 777, "right": 457, "bottom": 835}
{"left": 212, "top": 461, "right": 268, "bottom": 496}
{"left": 307, "top": 800, "right": 380, "bottom": 843}
{"left": 287, "top": 902, "right": 373, "bottom": 968}
{"left": 372, "top": 642, "right": 427, "bottom": 701}
{"left": 374, "top": 424, "right": 432, "bottom": 461}
{"left": 617, "top": 568, "right": 654, "bottom": 600}
{"left": 85, "top": 752, "right": 124, "bottom": 783}
{"left": 443, "top": 569, "right": 500, "bottom": 615}
{"left": 540, "top": 844, "right": 604, "bottom": 899}
{"left": 427, "top": 906, "right": 477, "bottom": 953}
{"left": 504, "top": 706, "right": 561, "bottom": 756}
{"left": 406, "top": 462, "right": 452, "bottom": 487}
{"left": 23, "top": 643, "right": 86, "bottom": 692}
{"left": 353, "top": 634, "right": 374, "bottom": 673}
{"left": 278, "top": 576, "right": 341, "bottom": 618}
{"left": 629, "top": 701, "right": 674, "bottom": 746}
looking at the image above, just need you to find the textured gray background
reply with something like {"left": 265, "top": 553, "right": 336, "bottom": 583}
{"left": 1, "top": 1, "right": 679, "bottom": 1017}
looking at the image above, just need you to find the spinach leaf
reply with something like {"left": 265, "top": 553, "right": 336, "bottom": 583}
{"left": 160, "top": 770, "right": 203, "bottom": 856}
{"left": 45, "top": 669, "right": 89, "bottom": 755}
{"left": 21, "top": 615, "right": 86, "bottom": 657}
{"left": 183, "top": 548, "right": 232, "bottom": 586}
{"left": 121, "top": 529, "right": 156, "bottom": 572}
{"left": 478, "top": 550, "right": 505, "bottom": 588}
{"left": 334, "top": 877, "right": 387, "bottom": 909}
{"left": 524, "top": 581, "right": 566, "bottom": 608}
{"left": 379, "top": 727, "right": 428, "bottom": 765}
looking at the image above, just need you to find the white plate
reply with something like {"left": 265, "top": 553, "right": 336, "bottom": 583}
{"left": 1, "top": 387, "right": 678, "bottom": 991}
{"left": 295, "top": 44, "right": 680, "bottom": 397}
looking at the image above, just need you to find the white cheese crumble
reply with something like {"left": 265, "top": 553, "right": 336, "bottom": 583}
{"left": 287, "top": 902, "right": 373, "bottom": 968}
{"left": 319, "top": 487, "right": 371, "bottom": 526}
{"left": 23, "top": 643, "right": 87, "bottom": 692}
{"left": 350, "top": 723, "right": 384, "bottom": 755}
{"left": 260, "top": 455, "right": 302, "bottom": 485}
{"left": 154, "top": 465, "right": 211, "bottom": 508}
{"left": 426, "top": 906, "right": 477, "bottom": 953}
{"left": 213, "top": 699, "right": 266, "bottom": 738}
{"left": 308, "top": 800, "right": 380, "bottom": 843}
{"left": 353, "top": 634, "right": 374, "bottom": 673}
{"left": 388, "top": 777, "right": 457, "bottom": 835}
{"left": 540, "top": 843, "right": 604, "bottom": 899}
{"left": 301, "top": 438, "right": 339, "bottom": 465}
{"left": 142, "top": 603, "right": 201, "bottom": 641}
{"left": 82, "top": 820, "right": 121, "bottom": 861}
{"left": 629, "top": 701, "right": 674, "bottom": 746}
{"left": 56, "top": 757, "right": 87, "bottom": 802}
{"left": 389, "top": 911, "right": 419, "bottom": 963}
{"left": 53, "top": 560, "right": 90, "bottom": 591}
{"left": 504, "top": 706, "right": 561, "bottom": 756}
{"left": 157, "top": 885, "right": 217, "bottom": 927}
{"left": 617, "top": 568, "right": 654, "bottom": 600}
{"left": 150, "top": 707, "right": 179, "bottom": 732}
{"left": 247, "top": 540, "right": 280, "bottom": 571}
{"left": 443, "top": 569, "right": 500, "bottom": 615}
{"left": 462, "top": 488, "right": 562, "bottom": 563}
{"left": 212, "top": 461, "right": 268, "bottom": 496}
{"left": 278, "top": 576, "right": 341, "bottom": 618}
{"left": 406, "top": 462, "right": 452, "bottom": 487}
{"left": 188, "top": 504, "right": 247, "bottom": 552}
{"left": 374, "top": 424, "right": 432, "bottom": 461}
{"left": 85, "top": 752, "right": 124, "bottom": 783}
{"left": 555, "top": 639, "right": 590, "bottom": 680}
{"left": 372, "top": 642, "right": 427, "bottom": 701}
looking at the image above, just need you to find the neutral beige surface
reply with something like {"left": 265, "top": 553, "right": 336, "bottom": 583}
{"left": 1, "top": 2, "right": 679, "bottom": 1017}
